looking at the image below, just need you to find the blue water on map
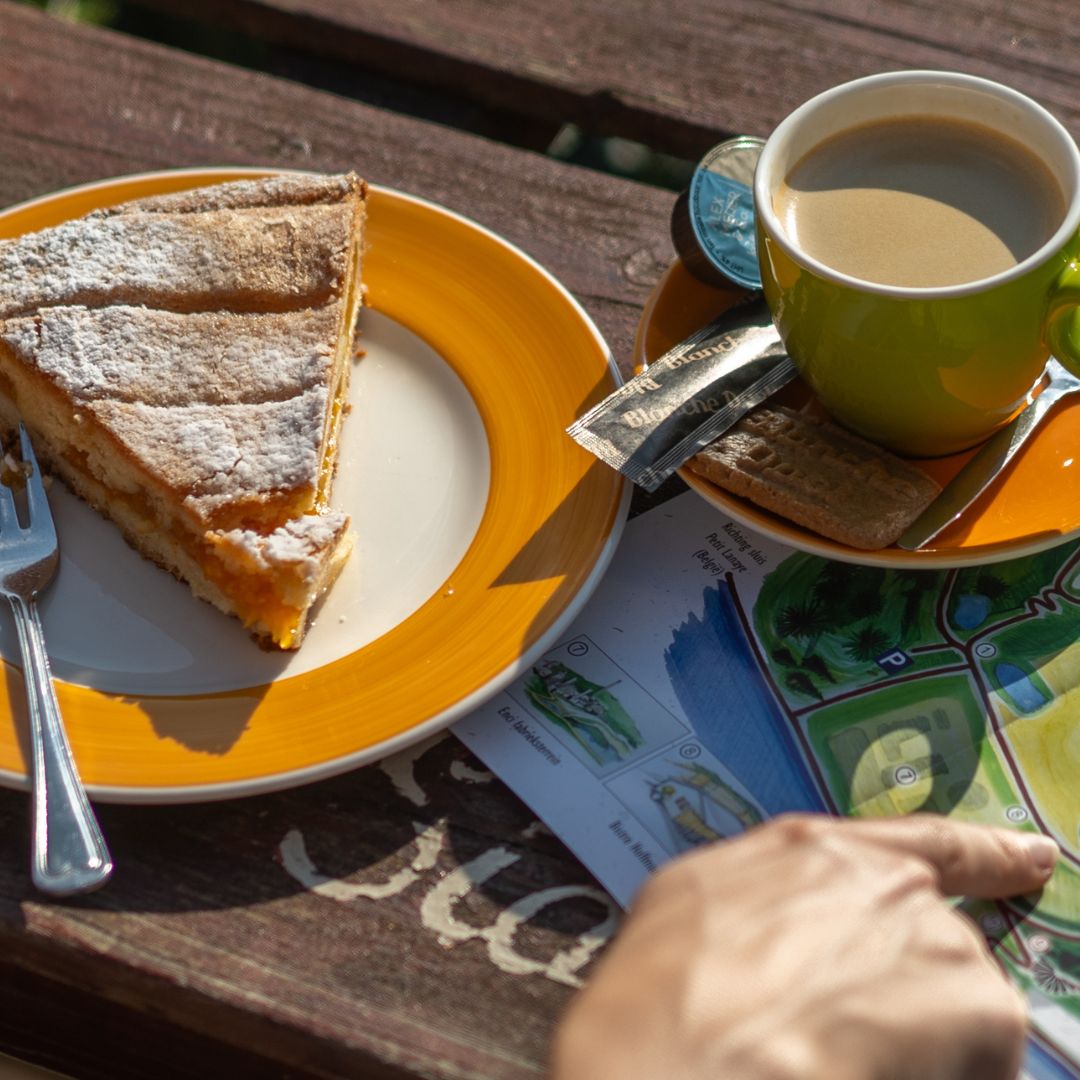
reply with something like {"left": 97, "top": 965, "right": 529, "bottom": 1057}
{"left": 954, "top": 593, "right": 992, "bottom": 629}
{"left": 664, "top": 582, "right": 825, "bottom": 816}
{"left": 1026, "top": 1037, "right": 1079, "bottom": 1080}
{"left": 995, "top": 663, "right": 1049, "bottom": 714}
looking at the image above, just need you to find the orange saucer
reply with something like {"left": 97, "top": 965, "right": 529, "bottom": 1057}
{"left": 635, "top": 260, "right": 1080, "bottom": 568}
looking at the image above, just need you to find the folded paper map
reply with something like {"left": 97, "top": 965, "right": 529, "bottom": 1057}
{"left": 456, "top": 491, "right": 1080, "bottom": 1080}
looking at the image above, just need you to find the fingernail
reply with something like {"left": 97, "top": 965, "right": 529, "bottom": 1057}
{"left": 1022, "top": 834, "right": 1060, "bottom": 875}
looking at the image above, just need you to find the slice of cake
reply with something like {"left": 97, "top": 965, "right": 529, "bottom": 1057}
{"left": 0, "top": 172, "right": 366, "bottom": 648}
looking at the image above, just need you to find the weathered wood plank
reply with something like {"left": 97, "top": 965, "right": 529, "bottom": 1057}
{"left": 128, "top": 0, "right": 1080, "bottom": 157}
{"left": 0, "top": 5, "right": 654, "bottom": 1077}
{"left": 0, "top": 733, "right": 620, "bottom": 1079}
{"left": 0, "top": 961, "right": 311, "bottom": 1079}
{"left": 0, "top": 3, "right": 674, "bottom": 370}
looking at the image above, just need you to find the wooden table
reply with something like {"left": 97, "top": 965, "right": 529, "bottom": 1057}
{"left": 1, "top": 2, "right": 1079, "bottom": 1076}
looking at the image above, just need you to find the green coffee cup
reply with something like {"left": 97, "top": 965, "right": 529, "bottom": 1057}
{"left": 754, "top": 70, "right": 1080, "bottom": 457}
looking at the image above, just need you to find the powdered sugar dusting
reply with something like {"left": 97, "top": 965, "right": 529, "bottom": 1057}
{"left": 1, "top": 306, "right": 337, "bottom": 407}
{"left": 214, "top": 511, "right": 351, "bottom": 582}
{"left": 86, "top": 389, "right": 327, "bottom": 520}
{"left": 0, "top": 206, "right": 349, "bottom": 319}
{"left": 114, "top": 174, "right": 359, "bottom": 215}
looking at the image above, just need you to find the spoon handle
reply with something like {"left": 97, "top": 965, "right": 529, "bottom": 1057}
{"left": 896, "top": 383, "right": 1073, "bottom": 551}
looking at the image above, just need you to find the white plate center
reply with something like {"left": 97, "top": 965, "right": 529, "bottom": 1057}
{"left": 7, "top": 310, "right": 491, "bottom": 695}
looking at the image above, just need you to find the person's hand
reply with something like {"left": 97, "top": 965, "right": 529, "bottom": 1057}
{"left": 551, "top": 814, "right": 1059, "bottom": 1080}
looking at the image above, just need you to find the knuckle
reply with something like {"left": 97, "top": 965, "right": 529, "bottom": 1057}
{"left": 929, "top": 818, "right": 969, "bottom": 881}
{"left": 891, "top": 851, "right": 939, "bottom": 894}
{"left": 988, "top": 826, "right": 1026, "bottom": 869}
{"left": 998, "top": 991, "right": 1029, "bottom": 1041}
{"left": 973, "top": 982, "right": 1028, "bottom": 1045}
{"left": 769, "top": 813, "right": 827, "bottom": 846}
{"left": 634, "top": 860, "right": 683, "bottom": 909}
{"left": 937, "top": 909, "right": 990, "bottom": 960}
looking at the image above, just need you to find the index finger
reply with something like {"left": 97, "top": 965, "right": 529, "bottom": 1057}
{"left": 840, "top": 814, "right": 1059, "bottom": 898}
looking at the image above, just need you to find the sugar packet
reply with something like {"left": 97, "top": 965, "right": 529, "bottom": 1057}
{"left": 567, "top": 297, "right": 796, "bottom": 491}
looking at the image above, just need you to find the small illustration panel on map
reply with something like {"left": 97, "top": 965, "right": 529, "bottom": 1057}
{"left": 606, "top": 740, "right": 765, "bottom": 855}
{"left": 516, "top": 635, "right": 689, "bottom": 776}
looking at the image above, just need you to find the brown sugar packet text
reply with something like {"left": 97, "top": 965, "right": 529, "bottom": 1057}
{"left": 567, "top": 297, "right": 796, "bottom": 492}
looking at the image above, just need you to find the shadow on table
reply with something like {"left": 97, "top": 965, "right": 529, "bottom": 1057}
{"left": 0, "top": 731, "right": 607, "bottom": 945}
{"left": 3, "top": 662, "right": 276, "bottom": 793}
{"left": 0, "top": 402, "right": 627, "bottom": 925}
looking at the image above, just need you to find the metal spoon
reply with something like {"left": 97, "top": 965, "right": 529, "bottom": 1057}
{"left": 897, "top": 357, "right": 1080, "bottom": 550}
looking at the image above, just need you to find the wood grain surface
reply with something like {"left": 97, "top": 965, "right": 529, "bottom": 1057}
{"left": 7, "top": 1, "right": 1079, "bottom": 1077}
{"left": 0, "top": 731, "right": 620, "bottom": 1080}
{"left": 129, "top": 0, "right": 1080, "bottom": 157}
{"left": 0, "top": 4, "right": 678, "bottom": 1077}
{"left": 0, "top": 3, "right": 675, "bottom": 368}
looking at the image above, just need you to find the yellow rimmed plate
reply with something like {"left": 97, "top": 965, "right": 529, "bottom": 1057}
{"left": 0, "top": 168, "right": 629, "bottom": 802}
{"left": 637, "top": 259, "right": 1080, "bottom": 569}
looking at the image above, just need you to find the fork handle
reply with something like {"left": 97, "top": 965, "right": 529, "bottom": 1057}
{"left": 10, "top": 595, "right": 112, "bottom": 896}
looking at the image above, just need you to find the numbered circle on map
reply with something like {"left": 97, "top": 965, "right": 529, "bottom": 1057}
{"left": 567, "top": 640, "right": 589, "bottom": 657}
{"left": 974, "top": 642, "right": 997, "bottom": 659}
{"left": 679, "top": 742, "right": 702, "bottom": 760}
{"left": 1030, "top": 935, "right": 1050, "bottom": 954}
{"left": 1005, "top": 805, "right": 1029, "bottom": 823}
{"left": 981, "top": 914, "right": 1006, "bottom": 935}
{"left": 894, "top": 765, "right": 918, "bottom": 786}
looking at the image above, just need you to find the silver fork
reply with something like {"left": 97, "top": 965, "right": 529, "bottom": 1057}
{"left": 0, "top": 425, "right": 112, "bottom": 896}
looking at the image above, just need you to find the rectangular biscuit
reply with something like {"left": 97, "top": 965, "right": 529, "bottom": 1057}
{"left": 687, "top": 406, "right": 941, "bottom": 549}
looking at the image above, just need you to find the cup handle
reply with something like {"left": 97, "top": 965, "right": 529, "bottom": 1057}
{"left": 1046, "top": 259, "right": 1080, "bottom": 375}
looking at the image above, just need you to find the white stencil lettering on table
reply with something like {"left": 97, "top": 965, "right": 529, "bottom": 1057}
{"left": 278, "top": 820, "right": 444, "bottom": 901}
{"left": 277, "top": 735, "right": 619, "bottom": 987}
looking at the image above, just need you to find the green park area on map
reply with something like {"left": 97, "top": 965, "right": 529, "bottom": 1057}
{"left": 752, "top": 544, "right": 1080, "bottom": 1015}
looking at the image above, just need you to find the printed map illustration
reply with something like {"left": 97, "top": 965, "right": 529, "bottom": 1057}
{"left": 458, "top": 496, "right": 1080, "bottom": 1080}
{"left": 525, "top": 660, "right": 644, "bottom": 765}
{"left": 664, "top": 545, "right": 1080, "bottom": 1079}
{"left": 644, "top": 760, "right": 764, "bottom": 850}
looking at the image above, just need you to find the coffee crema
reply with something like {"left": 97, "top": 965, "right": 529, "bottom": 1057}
{"left": 774, "top": 115, "right": 1066, "bottom": 288}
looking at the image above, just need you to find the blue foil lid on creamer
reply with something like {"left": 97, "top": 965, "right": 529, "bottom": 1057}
{"left": 672, "top": 136, "right": 764, "bottom": 291}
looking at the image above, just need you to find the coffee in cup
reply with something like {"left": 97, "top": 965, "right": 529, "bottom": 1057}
{"left": 774, "top": 115, "right": 1065, "bottom": 289}
{"left": 754, "top": 71, "right": 1080, "bottom": 457}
